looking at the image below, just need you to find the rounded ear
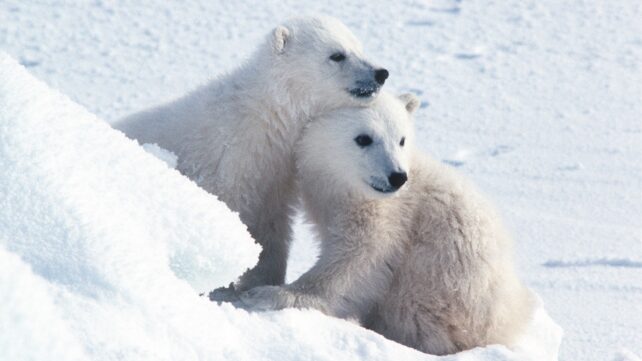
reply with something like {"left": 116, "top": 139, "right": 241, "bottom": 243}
{"left": 399, "top": 93, "right": 420, "bottom": 114}
{"left": 272, "top": 25, "right": 290, "bottom": 54}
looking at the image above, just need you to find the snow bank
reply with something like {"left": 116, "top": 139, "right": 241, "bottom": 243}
{"left": 0, "top": 53, "right": 561, "bottom": 361}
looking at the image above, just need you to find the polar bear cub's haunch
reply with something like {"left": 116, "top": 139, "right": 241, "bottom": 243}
{"left": 114, "top": 16, "right": 388, "bottom": 295}
{"left": 240, "top": 91, "right": 535, "bottom": 355}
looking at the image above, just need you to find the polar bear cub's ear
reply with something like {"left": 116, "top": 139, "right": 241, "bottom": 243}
{"left": 272, "top": 25, "right": 290, "bottom": 54}
{"left": 399, "top": 93, "right": 420, "bottom": 114}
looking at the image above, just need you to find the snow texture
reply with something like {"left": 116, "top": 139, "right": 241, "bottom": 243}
{"left": 1, "top": 0, "right": 641, "bottom": 360}
{"left": 142, "top": 143, "right": 178, "bottom": 169}
{"left": 0, "top": 51, "right": 561, "bottom": 361}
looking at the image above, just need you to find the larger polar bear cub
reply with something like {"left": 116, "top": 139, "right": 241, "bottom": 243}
{"left": 114, "top": 16, "right": 389, "bottom": 294}
{"left": 240, "top": 91, "right": 535, "bottom": 355}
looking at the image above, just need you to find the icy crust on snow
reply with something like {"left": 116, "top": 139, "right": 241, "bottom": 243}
{"left": 0, "top": 54, "right": 561, "bottom": 361}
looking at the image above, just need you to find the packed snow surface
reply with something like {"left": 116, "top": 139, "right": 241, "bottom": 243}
{"left": 1, "top": 0, "right": 641, "bottom": 360}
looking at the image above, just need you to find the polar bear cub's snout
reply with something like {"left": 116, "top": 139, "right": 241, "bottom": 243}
{"left": 385, "top": 171, "right": 408, "bottom": 191}
{"left": 348, "top": 67, "right": 389, "bottom": 98}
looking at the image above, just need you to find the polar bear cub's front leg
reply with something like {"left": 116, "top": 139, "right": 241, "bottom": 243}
{"left": 240, "top": 203, "right": 402, "bottom": 321}
{"left": 240, "top": 255, "right": 390, "bottom": 320}
{"left": 239, "top": 284, "right": 334, "bottom": 315}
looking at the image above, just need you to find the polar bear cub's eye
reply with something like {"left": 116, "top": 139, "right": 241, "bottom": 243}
{"left": 329, "top": 52, "right": 347, "bottom": 62}
{"left": 354, "top": 134, "right": 373, "bottom": 147}
{"left": 400, "top": 137, "right": 406, "bottom": 147}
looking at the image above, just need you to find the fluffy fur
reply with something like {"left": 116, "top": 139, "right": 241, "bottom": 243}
{"left": 239, "top": 91, "right": 535, "bottom": 355}
{"left": 114, "top": 16, "right": 388, "bottom": 294}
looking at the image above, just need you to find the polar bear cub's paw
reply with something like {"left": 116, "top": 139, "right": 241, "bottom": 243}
{"left": 239, "top": 285, "right": 297, "bottom": 311}
{"left": 207, "top": 283, "right": 242, "bottom": 304}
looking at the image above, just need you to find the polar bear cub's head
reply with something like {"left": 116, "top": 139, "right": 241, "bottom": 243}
{"left": 268, "top": 16, "right": 389, "bottom": 109}
{"left": 297, "top": 91, "right": 420, "bottom": 200}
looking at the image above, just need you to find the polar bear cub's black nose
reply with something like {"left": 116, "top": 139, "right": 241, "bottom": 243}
{"left": 388, "top": 171, "right": 407, "bottom": 190}
{"left": 374, "top": 68, "right": 389, "bottom": 85}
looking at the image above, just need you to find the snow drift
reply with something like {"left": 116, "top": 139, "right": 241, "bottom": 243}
{"left": 0, "top": 53, "right": 561, "bottom": 361}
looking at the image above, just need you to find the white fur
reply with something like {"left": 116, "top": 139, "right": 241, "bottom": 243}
{"left": 240, "top": 92, "right": 535, "bottom": 355}
{"left": 114, "top": 16, "right": 387, "bottom": 294}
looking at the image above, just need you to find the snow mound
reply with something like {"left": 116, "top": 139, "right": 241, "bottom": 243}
{"left": 0, "top": 53, "right": 561, "bottom": 361}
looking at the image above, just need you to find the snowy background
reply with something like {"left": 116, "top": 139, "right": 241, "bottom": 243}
{"left": 1, "top": 1, "right": 640, "bottom": 360}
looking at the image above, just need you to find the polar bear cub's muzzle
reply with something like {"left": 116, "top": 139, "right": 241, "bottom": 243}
{"left": 348, "top": 67, "right": 389, "bottom": 99}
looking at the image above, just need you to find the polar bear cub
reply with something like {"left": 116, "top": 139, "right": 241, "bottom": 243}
{"left": 114, "top": 16, "right": 388, "bottom": 295}
{"left": 239, "top": 91, "right": 535, "bottom": 355}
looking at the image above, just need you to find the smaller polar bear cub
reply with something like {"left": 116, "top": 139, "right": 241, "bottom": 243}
{"left": 240, "top": 91, "right": 535, "bottom": 355}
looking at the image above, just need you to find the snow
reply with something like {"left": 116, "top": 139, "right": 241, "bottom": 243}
{"left": 0, "top": 246, "right": 89, "bottom": 361}
{"left": 1, "top": 0, "right": 640, "bottom": 360}
{"left": 543, "top": 258, "right": 642, "bottom": 269}
{"left": 614, "top": 350, "right": 642, "bottom": 361}
{"left": 142, "top": 143, "right": 178, "bottom": 169}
